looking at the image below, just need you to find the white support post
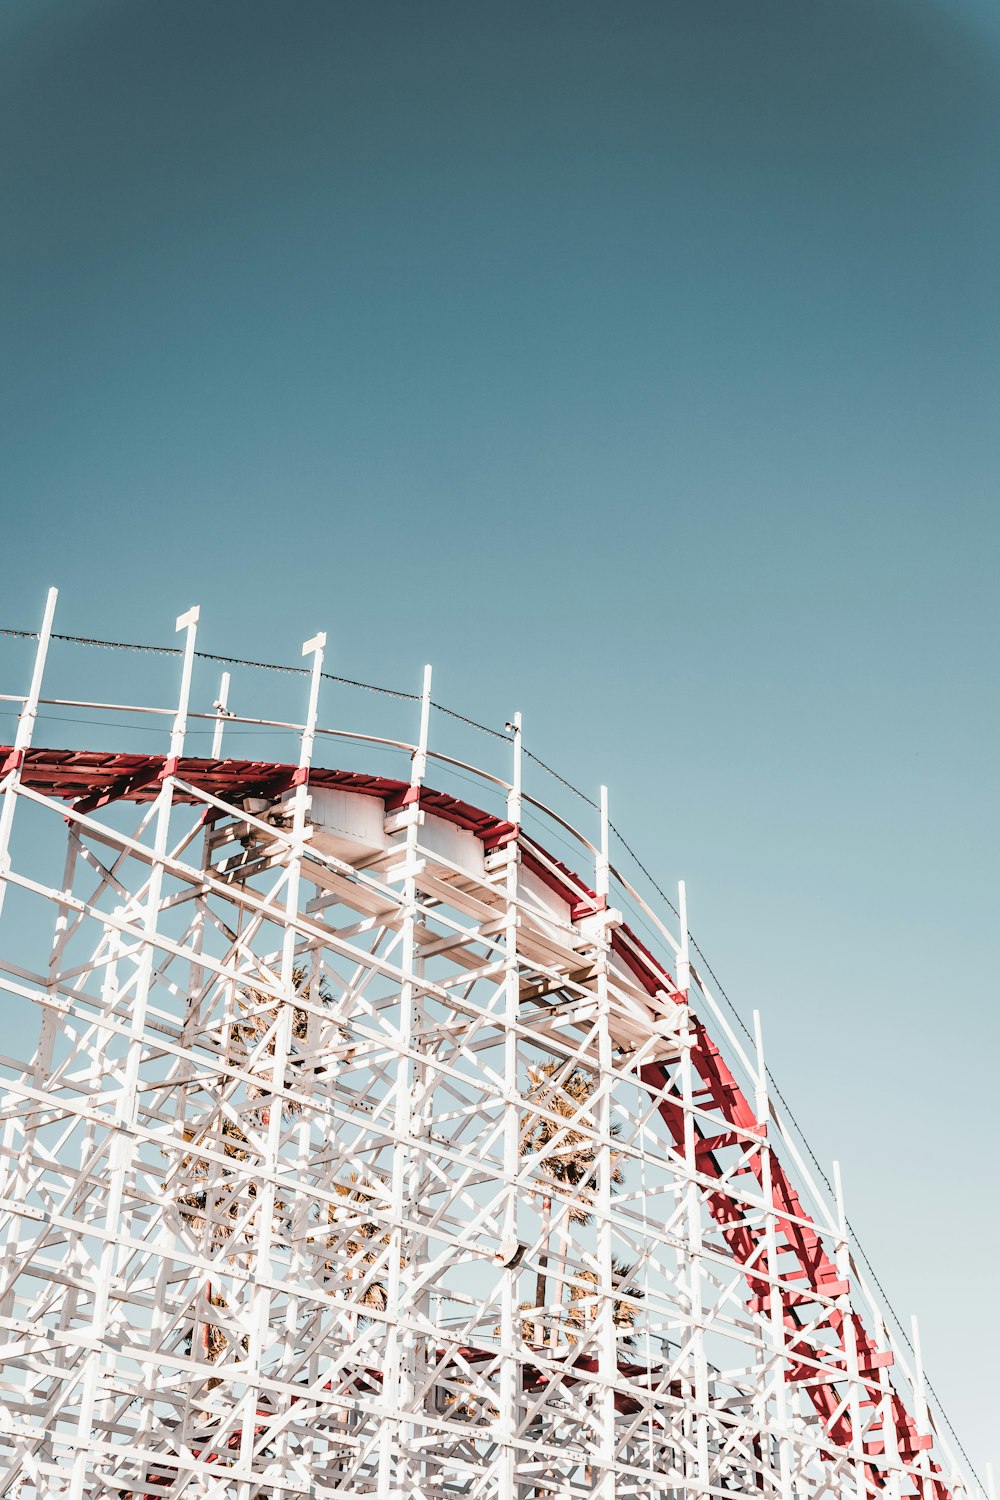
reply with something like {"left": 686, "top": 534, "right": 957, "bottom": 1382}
{"left": 377, "top": 663, "right": 432, "bottom": 1500}
{"left": 0, "top": 719, "right": 75, "bottom": 1326}
{"left": 910, "top": 1314, "right": 931, "bottom": 1495}
{"left": 596, "top": 783, "right": 610, "bottom": 904}
{"left": 211, "top": 669, "right": 232, "bottom": 759}
{"left": 188, "top": 670, "right": 231, "bottom": 1046}
{"left": 238, "top": 629, "right": 325, "bottom": 1499}
{"left": 591, "top": 785, "right": 617, "bottom": 1500}
{"left": 0, "top": 587, "right": 57, "bottom": 919}
{"left": 833, "top": 1161, "right": 865, "bottom": 1493}
{"left": 507, "top": 710, "right": 522, "bottom": 827}
{"left": 67, "top": 603, "right": 200, "bottom": 1500}
{"left": 413, "top": 663, "right": 432, "bottom": 788}
{"left": 496, "top": 708, "right": 522, "bottom": 1496}
{"left": 753, "top": 1009, "right": 793, "bottom": 1500}
{"left": 168, "top": 607, "right": 200, "bottom": 763}
{"left": 679, "top": 880, "right": 709, "bottom": 1500}
{"left": 677, "top": 878, "right": 689, "bottom": 996}
{"left": 873, "top": 1307, "right": 902, "bottom": 1500}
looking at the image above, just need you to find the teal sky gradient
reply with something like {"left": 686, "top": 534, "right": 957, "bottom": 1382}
{"left": 1, "top": 0, "right": 997, "bottom": 1467}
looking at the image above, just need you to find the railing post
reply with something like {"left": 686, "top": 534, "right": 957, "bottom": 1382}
{"left": 753, "top": 1010, "right": 794, "bottom": 1500}
{"left": 377, "top": 663, "right": 432, "bottom": 1500}
{"left": 497, "top": 707, "right": 523, "bottom": 1495}
{"left": 68, "top": 603, "right": 199, "bottom": 1500}
{"left": 211, "top": 669, "right": 231, "bottom": 758}
{"left": 238, "top": 629, "right": 325, "bottom": 1499}
{"left": 0, "top": 586, "right": 57, "bottom": 918}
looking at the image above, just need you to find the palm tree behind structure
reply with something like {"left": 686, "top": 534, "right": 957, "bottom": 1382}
{"left": 172, "top": 1120, "right": 256, "bottom": 1387}
{"left": 174, "top": 965, "right": 333, "bottom": 1390}
{"left": 176, "top": 1116, "right": 256, "bottom": 1249}
{"left": 313, "top": 1172, "right": 397, "bottom": 1323}
{"left": 566, "top": 1258, "right": 643, "bottom": 1350}
{"left": 520, "top": 1061, "right": 624, "bottom": 1347}
{"left": 230, "top": 966, "right": 328, "bottom": 1119}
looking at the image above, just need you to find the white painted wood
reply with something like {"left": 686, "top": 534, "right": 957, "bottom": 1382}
{"left": 0, "top": 604, "right": 978, "bottom": 1500}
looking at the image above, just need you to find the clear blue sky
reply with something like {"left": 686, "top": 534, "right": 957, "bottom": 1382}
{"left": 1, "top": 0, "right": 997, "bottom": 1472}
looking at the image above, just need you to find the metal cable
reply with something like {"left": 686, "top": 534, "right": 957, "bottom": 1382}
{"left": 0, "top": 628, "right": 420, "bottom": 701}
{"left": 430, "top": 700, "right": 508, "bottom": 740}
{"left": 0, "top": 621, "right": 979, "bottom": 1480}
{"left": 522, "top": 746, "right": 600, "bottom": 809}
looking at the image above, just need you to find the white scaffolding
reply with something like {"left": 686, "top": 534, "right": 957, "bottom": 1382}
{"left": 0, "top": 593, "right": 982, "bottom": 1498}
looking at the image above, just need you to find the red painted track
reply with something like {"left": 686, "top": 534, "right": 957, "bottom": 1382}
{"left": 1, "top": 747, "right": 947, "bottom": 1496}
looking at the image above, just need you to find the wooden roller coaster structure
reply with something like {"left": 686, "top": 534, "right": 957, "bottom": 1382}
{"left": 0, "top": 591, "right": 983, "bottom": 1498}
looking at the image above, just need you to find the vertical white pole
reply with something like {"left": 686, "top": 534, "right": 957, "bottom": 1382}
{"left": 0, "top": 595, "right": 69, "bottom": 1323}
{"left": 68, "top": 603, "right": 199, "bottom": 1500}
{"left": 413, "top": 664, "right": 432, "bottom": 787}
{"left": 597, "top": 784, "right": 610, "bottom": 902}
{"left": 408, "top": 663, "right": 432, "bottom": 1496}
{"left": 378, "top": 664, "right": 431, "bottom": 1500}
{"left": 187, "top": 667, "right": 230, "bottom": 1044}
{"left": 753, "top": 1009, "right": 793, "bottom": 1500}
{"left": 0, "top": 586, "right": 58, "bottom": 918}
{"left": 677, "top": 879, "right": 689, "bottom": 995}
{"left": 985, "top": 1462, "right": 996, "bottom": 1500}
{"left": 874, "top": 1307, "right": 902, "bottom": 1499}
{"left": 594, "top": 785, "right": 616, "bottom": 1500}
{"left": 12, "top": 586, "right": 58, "bottom": 754}
{"left": 239, "top": 629, "right": 325, "bottom": 1498}
{"left": 679, "top": 880, "right": 709, "bottom": 1500}
{"left": 497, "top": 708, "right": 522, "bottom": 1496}
{"left": 168, "top": 607, "right": 200, "bottom": 762}
{"left": 211, "top": 669, "right": 231, "bottom": 759}
{"left": 750, "top": 1010, "right": 768, "bottom": 1125}
{"left": 910, "top": 1314, "right": 931, "bottom": 1495}
{"left": 506, "top": 711, "right": 522, "bottom": 826}
{"left": 833, "top": 1160, "right": 865, "bottom": 1494}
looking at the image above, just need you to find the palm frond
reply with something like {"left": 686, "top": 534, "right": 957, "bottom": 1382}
{"left": 230, "top": 964, "right": 346, "bottom": 1114}
{"left": 566, "top": 1258, "right": 644, "bottom": 1348}
{"left": 521, "top": 1061, "right": 624, "bottom": 1220}
{"left": 308, "top": 1171, "right": 402, "bottom": 1319}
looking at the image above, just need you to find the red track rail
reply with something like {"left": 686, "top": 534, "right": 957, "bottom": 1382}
{"left": 641, "top": 1032, "right": 944, "bottom": 1496}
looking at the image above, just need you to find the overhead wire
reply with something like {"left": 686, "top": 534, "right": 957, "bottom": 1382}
{"left": 0, "top": 626, "right": 420, "bottom": 701}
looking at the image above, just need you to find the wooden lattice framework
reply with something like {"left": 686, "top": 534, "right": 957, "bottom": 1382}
{"left": 0, "top": 592, "right": 983, "bottom": 1498}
